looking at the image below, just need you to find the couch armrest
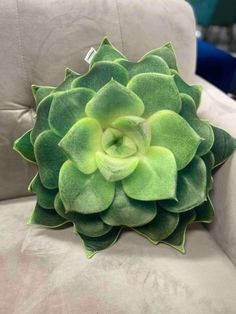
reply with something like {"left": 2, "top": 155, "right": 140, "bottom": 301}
{"left": 194, "top": 75, "right": 236, "bottom": 266}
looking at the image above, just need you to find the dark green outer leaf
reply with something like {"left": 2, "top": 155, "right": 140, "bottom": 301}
{"left": 194, "top": 197, "right": 214, "bottom": 223}
{"left": 13, "top": 129, "right": 36, "bottom": 163}
{"left": 32, "top": 85, "right": 55, "bottom": 108}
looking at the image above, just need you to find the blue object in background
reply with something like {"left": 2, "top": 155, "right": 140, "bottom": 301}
{"left": 196, "top": 39, "right": 236, "bottom": 93}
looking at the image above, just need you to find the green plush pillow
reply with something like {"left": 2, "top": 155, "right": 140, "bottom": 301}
{"left": 14, "top": 38, "right": 236, "bottom": 258}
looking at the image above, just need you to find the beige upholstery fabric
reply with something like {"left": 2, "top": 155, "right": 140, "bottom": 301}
{"left": 0, "top": 0, "right": 196, "bottom": 200}
{"left": 1, "top": 196, "right": 236, "bottom": 314}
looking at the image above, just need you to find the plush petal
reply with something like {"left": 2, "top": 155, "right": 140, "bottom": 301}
{"left": 59, "top": 161, "right": 115, "bottom": 214}
{"left": 96, "top": 152, "right": 139, "bottom": 182}
{"left": 122, "top": 146, "right": 177, "bottom": 201}
{"left": 54, "top": 68, "right": 80, "bottom": 92}
{"left": 141, "top": 42, "right": 178, "bottom": 70}
{"left": 31, "top": 94, "right": 54, "bottom": 144}
{"left": 162, "top": 210, "right": 196, "bottom": 253}
{"left": 194, "top": 197, "right": 214, "bottom": 223}
{"left": 102, "top": 128, "right": 137, "bottom": 158}
{"left": 211, "top": 125, "right": 236, "bottom": 168}
{"left": 72, "top": 61, "right": 128, "bottom": 92}
{"left": 116, "top": 55, "right": 170, "bottom": 79}
{"left": 85, "top": 80, "right": 144, "bottom": 128}
{"left": 134, "top": 205, "right": 179, "bottom": 244}
{"left": 54, "top": 194, "right": 112, "bottom": 237}
{"left": 77, "top": 227, "right": 122, "bottom": 258}
{"left": 29, "top": 174, "right": 58, "bottom": 209}
{"left": 13, "top": 129, "right": 36, "bottom": 163}
{"left": 49, "top": 88, "right": 95, "bottom": 137}
{"left": 28, "top": 203, "right": 68, "bottom": 228}
{"left": 160, "top": 157, "right": 207, "bottom": 213}
{"left": 202, "top": 151, "right": 215, "bottom": 193}
{"left": 112, "top": 116, "right": 151, "bottom": 153}
{"left": 171, "top": 70, "right": 202, "bottom": 108}
{"left": 59, "top": 118, "right": 102, "bottom": 174}
{"left": 32, "top": 85, "right": 55, "bottom": 108}
{"left": 100, "top": 183, "right": 156, "bottom": 227}
{"left": 34, "top": 130, "right": 67, "bottom": 189}
{"left": 149, "top": 110, "right": 201, "bottom": 170}
{"left": 180, "top": 94, "right": 214, "bottom": 156}
{"left": 90, "top": 37, "right": 126, "bottom": 67}
{"left": 128, "top": 73, "right": 181, "bottom": 117}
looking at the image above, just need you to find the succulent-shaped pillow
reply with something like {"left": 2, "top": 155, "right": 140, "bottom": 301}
{"left": 14, "top": 38, "right": 236, "bottom": 258}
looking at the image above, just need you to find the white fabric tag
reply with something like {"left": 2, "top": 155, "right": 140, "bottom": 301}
{"left": 84, "top": 47, "right": 97, "bottom": 64}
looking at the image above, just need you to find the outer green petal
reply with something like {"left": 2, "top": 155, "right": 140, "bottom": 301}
{"left": 171, "top": 70, "right": 202, "bottom": 108}
{"left": 54, "top": 68, "right": 80, "bottom": 92}
{"left": 141, "top": 42, "right": 178, "bottom": 70}
{"left": 35, "top": 130, "right": 67, "bottom": 189}
{"left": 90, "top": 37, "right": 126, "bottom": 67}
{"left": 77, "top": 226, "right": 122, "bottom": 258}
{"left": 49, "top": 88, "right": 95, "bottom": 137}
{"left": 161, "top": 210, "right": 196, "bottom": 253}
{"left": 112, "top": 116, "right": 151, "bottom": 153}
{"left": 122, "top": 146, "right": 177, "bottom": 201}
{"left": 134, "top": 205, "right": 179, "bottom": 244}
{"left": 31, "top": 94, "right": 55, "bottom": 144}
{"left": 149, "top": 110, "right": 201, "bottom": 170}
{"left": 85, "top": 80, "right": 144, "bottom": 128}
{"left": 211, "top": 125, "right": 236, "bottom": 168}
{"left": 72, "top": 61, "right": 129, "bottom": 92}
{"left": 59, "top": 161, "right": 115, "bottom": 214}
{"left": 180, "top": 93, "right": 214, "bottom": 156}
{"left": 13, "top": 129, "right": 36, "bottom": 163}
{"left": 194, "top": 197, "right": 214, "bottom": 223}
{"left": 96, "top": 152, "right": 139, "bottom": 182}
{"left": 54, "top": 194, "right": 112, "bottom": 237}
{"left": 116, "top": 55, "right": 170, "bottom": 79}
{"left": 29, "top": 174, "right": 58, "bottom": 209}
{"left": 100, "top": 183, "right": 156, "bottom": 227}
{"left": 202, "top": 151, "right": 215, "bottom": 193}
{"left": 160, "top": 157, "right": 207, "bottom": 213}
{"left": 32, "top": 85, "right": 55, "bottom": 108}
{"left": 59, "top": 118, "right": 102, "bottom": 175}
{"left": 127, "top": 73, "right": 181, "bottom": 117}
{"left": 28, "top": 203, "right": 68, "bottom": 228}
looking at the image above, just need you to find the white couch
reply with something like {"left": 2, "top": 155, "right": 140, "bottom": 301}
{"left": 1, "top": 1, "right": 236, "bottom": 313}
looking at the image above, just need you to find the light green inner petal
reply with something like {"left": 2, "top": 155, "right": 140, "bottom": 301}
{"left": 116, "top": 55, "right": 170, "bottom": 79}
{"left": 100, "top": 183, "right": 156, "bottom": 227}
{"left": 122, "top": 146, "right": 177, "bottom": 201}
{"left": 102, "top": 128, "right": 137, "bottom": 158}
{"left": 162, "top": 210, "right": 196, "bottom": 253}
{"left": 127, "top": 73, "right": 181, "bottom": 118}
{"left": 194, "top": 197, "right": 214, "bottom": 223}
{"left": 85, "top": 80, "right": 144, "bottom": 128}
{"left": 134, "top": 205, "right": 179, "bottom": 244}
{"left": 112, "top": 116, "right": 151, "bottom": 153}
{"left": 148, "top": 110, "right": 201, "bottom": 170}
{"left": 28, "top": 203, "right": 68, "bottom": 228}
{"left": 180, "top": 93, "right": 214, "bottom": 156}
{"left": 90, "top": 37, "right": 126, "bottom": 67}
{"left": 141, "top": 42, "right": 178, "bottom": 70}
{"left": 49, "top": 88, "right": 95, "bottom": 137}
{"left": 59, "top": 117, "right": 102, "bottom": 175}
{"left": 31, "top": 94, "right": 55, "bottom": 144}
{"left": 171, "top": 70, "right": 202, "bottom": 108}
{"left": 59, "top": 160, "right": 115, "bottom": 214}
{"left": 34, "top": 130, "right": 67, "bottom": 189}
{"left": 29, "top": 174, "right": 58, "bottom": 209}
{"left": 32, "top": 85, "right": 55, "bottom": 108}
{"left": 72, "top": 61, "right": 129, "bottom": 92}
{"left": 211, "top": 125, "right": 236, "bottom": 168}
{"left": 96, "top": 152, "right": 139, "bottom": 182}
{"left": 160, "top": 157, "right": 207, "bottom": 213}
{"left": 54, "top": 194, "right": 112, "bottom": 237}
{"left": 13, "top": 129, "right": 36, "bottom": 163}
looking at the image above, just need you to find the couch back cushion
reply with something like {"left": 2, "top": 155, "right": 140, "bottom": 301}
{"left": 0, "top": 0, "right": 196, "bottom": 199}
